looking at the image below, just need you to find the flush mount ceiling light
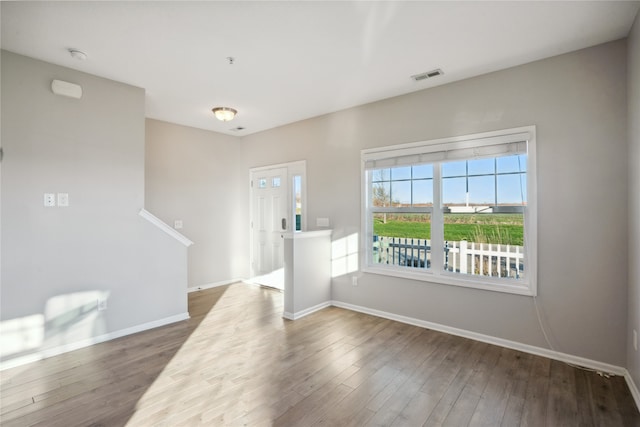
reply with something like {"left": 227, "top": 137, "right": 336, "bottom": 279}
{"left": 212, "top": 107, "right": 237, "bottom": 122}
{"left": 68, "top": 48, "right": 87, "bottom": 61}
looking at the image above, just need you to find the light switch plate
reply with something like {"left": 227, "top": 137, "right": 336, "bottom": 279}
{"left": 316, "top": 217, "right": 330, "bottom": 227}
{"left": 57, "top": 193, "right": 69, "bottom": 207}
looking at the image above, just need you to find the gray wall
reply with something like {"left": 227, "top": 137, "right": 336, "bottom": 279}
{"left": 628, "top": 14, "right": 640, "bottom": 388}
{"left": 1, "top": 51, "right": 188, "bottom": 364}
{"left": 239, "top": 40, "right": 629, "bottom": 367}
{"left": 145, "top": 119, "right": 247, "bottom": 288}
{"left": 142, "top": 39, "right": 632, "bottom": 369}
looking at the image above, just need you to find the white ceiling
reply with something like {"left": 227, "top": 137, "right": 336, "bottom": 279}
{"left": 2, "top": 1, "right": 639, "bottom": 136}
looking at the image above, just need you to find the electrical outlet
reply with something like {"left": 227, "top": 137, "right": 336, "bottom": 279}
{"left": 97, "top": 298, "right": 107, "bottom": 311}
{"left": 44, "top": 193, "right": 56, "bottom": 207}
{"left": 352, "top": 276, "right": 358, "bottom": 287}
{"left": 174, "top": 220, "right": 183, "bottom": 229}
{"left": 634, "top": 329, "right": 638, "bottom": 351}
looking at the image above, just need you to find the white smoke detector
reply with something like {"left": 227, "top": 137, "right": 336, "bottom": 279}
{"left": 68, "top": 48, "right": 87, "bottom": 61}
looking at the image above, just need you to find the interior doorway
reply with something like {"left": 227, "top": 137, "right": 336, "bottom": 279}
{"left": 248, "top": 160, "right": 306, "bottom": 289}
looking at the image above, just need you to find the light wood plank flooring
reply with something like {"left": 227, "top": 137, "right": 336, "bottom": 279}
{"left": 1, "top": 283, "right": 639, "bottom": 426}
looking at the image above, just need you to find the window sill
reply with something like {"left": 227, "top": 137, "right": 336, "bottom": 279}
{"left": 363, "top": 264, "right": 536, "bottom": 296}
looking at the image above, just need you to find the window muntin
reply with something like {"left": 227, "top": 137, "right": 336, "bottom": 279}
{"left": 371, "top": 165, "right": 434, "bottom": 208}
{"left": 362, "top": 127, "right": 536, "bottom": 296}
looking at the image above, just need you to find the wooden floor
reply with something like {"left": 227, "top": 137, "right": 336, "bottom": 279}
{"left": 1, "top": 283, "right": 638, "bottom": 426}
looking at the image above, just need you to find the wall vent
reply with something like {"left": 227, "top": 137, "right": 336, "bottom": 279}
{"left": 411, "top": 69, "right": 444, "bottom": 81}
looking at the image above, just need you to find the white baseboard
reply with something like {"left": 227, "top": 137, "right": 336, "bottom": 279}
{"left": 0, "top": 312, "right": 190, "bottom": 371}
{"left": 279, "top": 297, "right": 639, "bottom": 410}
{"left": 188, "top": 278, "right": 245, "bottom": 293}
{"left": 283, "top": 301, "right": 332, "bottom": 320}
{"left": 331, "top": 300, "right": 628, "bottom": 377}
{"left": 625, "top": 370, "right": 640, "bottom": 412}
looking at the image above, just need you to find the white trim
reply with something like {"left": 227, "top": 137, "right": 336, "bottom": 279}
{"left": 363, "top": 265, "right": 534, "bottom": 296}
{"left": 361, "top": 125, "right": 537, "bottom": 296}
{"left": 0, "top": 312, "right": 190, "bottom": 371}
{"left": 330, "top": 300, "right": 626, "bottom": 377}
{"left": 362, "top": 126, "right": 533, "bottom": 160}
{"left": 138, "top": 209, "right": 194, "bottom": 247}
{"left": 188, "top": 278, "right": 244, "bottom": 293}
{"left": 281, "top": 229, "right": 332, "bottom": 239}
{"left": 282, "top": 301, "right": 332, "bottom": 320}
{"left": 249, "top": 160, "right": 307, "bottom": 278}
{"left": 250, "top": 159, "right": 307, "bottom": 173}
{"left": 625, "top": 370, "right": 640, "bottom": 411}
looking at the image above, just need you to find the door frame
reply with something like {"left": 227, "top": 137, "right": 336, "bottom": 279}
{"left": 249, "top": 160, "right": 307, "bottom": 279}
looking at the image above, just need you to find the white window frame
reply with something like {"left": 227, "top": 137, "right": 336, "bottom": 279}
{"left": 361, "top": 126, "right": 537, "bottom": 296}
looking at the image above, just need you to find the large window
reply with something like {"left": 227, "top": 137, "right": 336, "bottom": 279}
{"left": 362, "top": 126, "right": 537, "bottom": 295}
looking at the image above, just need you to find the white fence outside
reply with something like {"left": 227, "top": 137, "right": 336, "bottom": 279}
{"left": 373, "top": 236, "right": 524, "bottom": 279}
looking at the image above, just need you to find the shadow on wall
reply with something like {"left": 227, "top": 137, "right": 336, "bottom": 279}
{"left": 0, "top": 290, "right": 110, "bottom": 367}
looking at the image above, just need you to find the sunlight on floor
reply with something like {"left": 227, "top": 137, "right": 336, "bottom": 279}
{"left": 126, "top": 284, "right": 285, "bottom": 425}
{"left": 244, "top": 268, "right": 285, "bottom": 290}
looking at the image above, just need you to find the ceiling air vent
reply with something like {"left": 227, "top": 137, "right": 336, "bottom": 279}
{"left": 411, "top": 69, "right": 444, "bottom": 81}
{"left": 230, "top": 126, "right": 245, "bottom": 132}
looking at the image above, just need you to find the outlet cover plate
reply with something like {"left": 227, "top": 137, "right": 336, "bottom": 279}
{"left": 44, "top": 193, "right": 56, "bottom": 207}
{"left": 57, "top": 193, "right": 69, "bottom": 207}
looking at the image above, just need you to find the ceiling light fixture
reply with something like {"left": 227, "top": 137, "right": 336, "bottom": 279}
{"left": 212, "top": 107, "right": 237, "bottom": 122}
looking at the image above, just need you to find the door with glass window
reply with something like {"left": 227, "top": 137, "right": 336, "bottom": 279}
{"left": 250, "top": 167, "right": 288, "bottom": 278}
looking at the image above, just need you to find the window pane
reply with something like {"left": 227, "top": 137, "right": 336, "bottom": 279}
{"left": 468, "top": 158, "right": 495, "bottom": 175}
{"left": 372, "top": 213, "right": 431, "bottom": 269}
{"left": 363, "top": 128, "right": 534, "bottom": 291}
{"left": 371, "top": 168, "right": 390, "bottom": 182}
{"left": 391, "top": 166, "right": 411, "bottom": 181}
{"left": 272, "top": 177, "right": 281, "bottom": 188}
{"left": 497, "top": 173, "right": 527, "bottom": 205}
{"left": 372, "top": 182, "right": 391, "bottom": 207}
{"left": 497, "top": 154, "right": 527, "bottom": 173}
{"left": 443, "top": 213, "right": 524, "bottom": 279}
{"left": 442, "top": 177, "right": 466, "bottom": 206}
{"left": 391, "top": 181, "right": 411, "bottom": 206}
{"left": 412, "top": 164, "right": 433, "bottom": 179}
{"left": 412, "top": 179, "right": 433, "bottom": 206}
{"left": 294, "top": 175, "right": 302, "bottom": 231}
{"left": 442, "top": 161, "right": 466, "bottom": 177}
{"left": 258, "top": 178, "right": 267, "bottom": 189}
{"left": 468, "top": 175, "right": 495, "bottom": 205}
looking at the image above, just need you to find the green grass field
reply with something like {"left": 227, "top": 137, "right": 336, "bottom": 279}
{"left": 373, "top": 214, "right": 524, "bottom": 246}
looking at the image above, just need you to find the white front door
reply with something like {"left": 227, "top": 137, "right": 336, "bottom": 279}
{"left": 251, "top": 167, "right": 289, "bottom": 278}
